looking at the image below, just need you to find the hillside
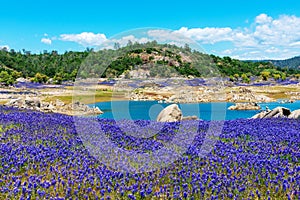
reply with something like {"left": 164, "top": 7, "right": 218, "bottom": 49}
{"left": 0, "top": 42, "right": 300, "bottom": 85}
{"left": 268, "top": 56, "right": 300, "bottom": 70}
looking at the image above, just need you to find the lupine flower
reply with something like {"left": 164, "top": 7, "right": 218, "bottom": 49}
{"left": 0, "top": 106, "right": 299, "bottom": 199}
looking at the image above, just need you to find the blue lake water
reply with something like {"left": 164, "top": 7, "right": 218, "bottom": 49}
{"left": 93, "top": 100, "right": 300, "bottom": 121}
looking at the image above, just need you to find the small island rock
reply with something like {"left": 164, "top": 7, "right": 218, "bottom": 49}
{"left": 228, "top": 102, "right": 260, "bottom": 110}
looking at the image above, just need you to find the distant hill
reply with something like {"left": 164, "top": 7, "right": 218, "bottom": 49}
{"left": 267, "top": 56, "right": 300, "bottom": 70}
{"left": 250, "top": 56, "right": 300, "bottom": 70}
{"left": 0, "top": 42, "right": 300, "bottom": 85}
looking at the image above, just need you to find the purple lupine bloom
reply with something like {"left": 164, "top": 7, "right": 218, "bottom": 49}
{"left": 1, "top": 106, "right": 300, "bottom": 199}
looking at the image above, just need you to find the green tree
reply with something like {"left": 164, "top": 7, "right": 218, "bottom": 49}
{"left": 31, "top": 73, "right": 49, "bottom": 83}
{"left": 241, "top": 73, "right": 250, "bottom": 83}
{"left": 114, "top": 42, "right": 120, "bottom": 50}
{"left": 229, "top": 75, "right": 235, "bottom": 82}
{"left": 79, "top": 70, "right": 88, "bottom": 79}
{"left": 70, "top": 69, "right": 78, "bottom": 81}
{"left": 127, "top": 40, "right": 133, "bottom": 47}
{"left": 184, "top": 43, "right": 191, "bottom": 52}
{"left": 0, "top": 71, "right": 15, "bottom": 85}
{"left": 273, "top": 74, "right": 281, "bottom": 80}
{"left": 11, "top": 71, "right": 22, "bottom": 79}
{"left": 53, "top": 73, "right": 63, "bottom": 84}
{"left": 233, "top": 73, "right": 240, "bottom": 79}
{"left": 260, "top": 71, "right": 271, "bottom": 81}
{"left": 281, "top": 73, "right": 286, "bottom": 80}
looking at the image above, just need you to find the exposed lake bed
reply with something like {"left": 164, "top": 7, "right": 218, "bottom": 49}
{"left": 1, "top": 79, "right": 300, "bottom": 119}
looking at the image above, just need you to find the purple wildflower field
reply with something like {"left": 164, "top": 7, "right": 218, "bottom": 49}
{"left": 0, "top": 106, "right": 299, "bottom": 199}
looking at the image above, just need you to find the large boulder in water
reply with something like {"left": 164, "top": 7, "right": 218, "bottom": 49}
{"left": 251, "top": 106, "right": 291, "bottom": 119}
{"left": 288, "top": 109, "right": 300, "bottom": 119}
{"left": 156, "top": 104, "right": 182, "bottom": 122}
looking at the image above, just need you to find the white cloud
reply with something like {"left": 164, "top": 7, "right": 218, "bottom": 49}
{"left": 110, "top": 35, "right": 150, "bottom": 46}
{"left": 99, "top": 35, "right": 151, "bottom": 50}
{"left": 255, "top": 13, "right": 273, "bottom": 24}
{"left": 56, "top": 14, "right": 300, "bottom": 59}
{"left": 230, "top": 30, "right": 258, "bottom": 47}
{"left": 265, "top": 47, "right": 280, "bottom": 53}
{"left": 147, "top": 29, "right": 203, "bottom": 50}
{"left": 0, "top": 45, "right": 9, "bottom": 50}
{"left": 60, "top": 32, "right": 107, "bottom": 46}
{"left": 222, "top": 49, "right": 233, "bottom": 54}
{"left": 253, "top": 14, "right": 300, "bottom": 47}
{"left": 41, "top": 38, "right": 52, "bottom": 45}
{"left": 59, "top": 32, "right": 150, "bottom": 50}
{"left": 290, "top": 41, "right": 300, "bottom": 47}
{"left": 174, "top": 27, "right": 233, "bottom": 44}
{"left": 171, "top": 14, "right": 300, "bottom": 59}
{"left": 148, "top": 29, "right": 192, "bottom": 44}
{"left": 147, "top": 28, "right": 233, "bottom": 45}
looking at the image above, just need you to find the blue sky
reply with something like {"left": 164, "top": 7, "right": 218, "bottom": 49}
{"left": 1, "top": 0, "right": 300, "bottom": 59}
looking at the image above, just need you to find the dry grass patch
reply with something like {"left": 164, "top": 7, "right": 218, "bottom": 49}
{"left": 0, "top": 100, "right": 8, "bottom": 105}
{"left": 43, "top": 90, "right": 128, "bottom": 104}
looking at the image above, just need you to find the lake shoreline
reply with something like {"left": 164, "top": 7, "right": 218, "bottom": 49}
{"left": 1, "top": 83, "right": 300, "bottom": 116}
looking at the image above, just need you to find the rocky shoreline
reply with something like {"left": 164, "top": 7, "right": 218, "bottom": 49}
{"left": 4, "top": 97, "right": 103, "bottom": 116}
{"left": 155, "top": 103, "right": 300, "bottom": 122}
{"left": 228, "top": 102, "right": 261, "bottom": 110}
{"left": 252, "top": 106, "right": 300, "bottom": 119}
{"left": 129, "top": 86, "right": 275, "bottom": 103}
{"left": 1, "top": 80, "right": 300, "bottom": 116}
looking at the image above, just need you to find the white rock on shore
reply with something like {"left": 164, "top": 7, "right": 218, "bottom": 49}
{"left": 251, "top": 107, "right": 292, "bottom": 119}
{"left": 129, "top": 85, "right": 275, "bottom": 104}
{"left": 288, "top": 109, "right": 300, "bottom": 119}
{"left": 5, "top": 97, "right": 103, "bottom": 115}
